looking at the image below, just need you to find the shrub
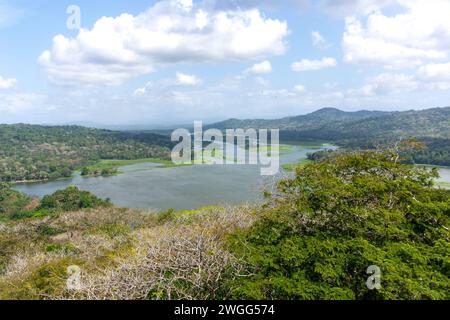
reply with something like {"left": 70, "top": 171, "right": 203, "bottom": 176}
{"left": 40, "top": 186, "right": 112, "bottom": 212}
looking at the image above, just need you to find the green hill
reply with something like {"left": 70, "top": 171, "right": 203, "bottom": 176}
{"left": 209, "top": 107, "right": 450, "bottom": 165}
{"left": 208, "top": 108, "right": 391, "bottom": 131}
{"left": 0, "top": 124, "right": 172, "bottom": 183}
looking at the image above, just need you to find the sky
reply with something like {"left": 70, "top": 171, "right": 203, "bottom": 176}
{"left": 1, "top": 0, "right": 450, "bottom": 125}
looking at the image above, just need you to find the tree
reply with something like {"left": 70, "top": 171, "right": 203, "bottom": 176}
{"left": 229, "top": 151, "right": 450, "bottom": 300}
{"left": 40, "top": 186, "right": 112, "bottom": 212}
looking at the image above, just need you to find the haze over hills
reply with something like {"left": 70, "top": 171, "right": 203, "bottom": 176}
{"left": 208, "top": 107, "right": 449, "bottom": 140}
{"left": 37, "top": 107, "right": 449, "bottom": 138}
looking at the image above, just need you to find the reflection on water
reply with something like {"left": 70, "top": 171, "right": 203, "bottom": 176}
{"left": 14, "top": 145, "right": 326, "bottom": 211}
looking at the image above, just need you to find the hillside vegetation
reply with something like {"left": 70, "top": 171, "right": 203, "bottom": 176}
{"left": 0, "top": 150, "right": 448, "bottom": 300}
{"left": 0, "top": 125, "right": 172, "bottom": 183}
{"left": 210, "top": 107, "right": 450, "bottom": 166}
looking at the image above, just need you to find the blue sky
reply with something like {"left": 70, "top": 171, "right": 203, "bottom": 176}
{"left": 1, "top": 0, "right": 450, "bottom": 125}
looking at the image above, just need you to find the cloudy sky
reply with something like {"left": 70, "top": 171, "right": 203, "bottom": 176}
{"left": 1, "top": 0, "right": 450, "bottom": 125}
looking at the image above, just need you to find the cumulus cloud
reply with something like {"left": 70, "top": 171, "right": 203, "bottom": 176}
{"left": 418, "top": 63, "right": 450, "bottom": 82}
{"left": 176, "top": 72, "right": 202, "bottom": 85}
{"left": 39, "top": 0, "right": 289, "bottom": 86}
{"left": 244, "top": 60, "right": 272, "bottom": 75}
{"left": 417, "top": 62, "right": 450, "bottom": 90}
{"left": 343, "top": 0, "right": 450, "bottom": 69}
{"left": 361, "top": 73, "right": 419, "bottom": 96}
{"left": 0, "top": 75, "right": 17, "bottom": 89}
{"left": 133, "top": 72, "right": 201, "bottom": 97}
{"left": 291, "top": 57, "right": 337, "bottom": 71}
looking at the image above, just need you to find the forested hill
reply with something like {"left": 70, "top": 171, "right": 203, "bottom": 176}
{"left": 289, "top": 107, "right": 450, "bottom": 140}
{"left": 208, "top": 107, "right": 392, "bottom": 131}
{"left": 209, "top": 107, "right": 450, "bottom": 166}
{"left": 0, "top": 124, "right": 172, "bottom": 183}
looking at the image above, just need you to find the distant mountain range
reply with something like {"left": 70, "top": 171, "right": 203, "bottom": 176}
{"left": 208, "top": 108, "right": 391, "bottom": 131}
{"left": 45, "top": 107, "right": 449, "bottom": 141}
{"left": 208, "top": 107, "right": 450, "bottom": 166}
{"left": 2, "top": 107, "right": 448, "bottom": 169}
{"left": 209, "top": 107, "right": 449, "bottom": 139}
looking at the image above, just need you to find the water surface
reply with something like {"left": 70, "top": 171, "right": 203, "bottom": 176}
{"left": 437, "top": 168, "right": 450, "bottom": 187}
{"left": 15, "top": 146, "right": 449, "bottom": 210}
{"left": 14, "top": 145, "right": 325, "bottom": 210}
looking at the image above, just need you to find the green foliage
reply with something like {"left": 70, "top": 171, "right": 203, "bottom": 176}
{"left": 0, "top": 124, "right": 172, "bottom": 183}
{"left": 93, "top": 223, "right": 131, "bottom": 239}
{"left": 37, "top": 223, "right": 61, "bottom": 237}
{"left": 8, "top": 209, "right": 51, "bottom": 221}
{"left": 229, "top": 151, "right": 450, "bottom": 300}
{"left": 12, "top": 259, "right": 79, "bottom": 299}
{"left": 211, "top": 107, "right": 450, "bottom": 166}
{"left": 282, "top": 159, "right": 312, "bottom": 172}
{"left": 45, "top": 243, "right": 78, "bottom": 255}
{"left": 40, "top": 186, "right": 112, "bottom": 212}
{"left": 157, "top": 208, "right": 176, "bottom": 224}
{"left": 81, "top": 166, "right": 118, "bottom": 177}
{"left": 0, "top": 182, "right": 35, "bottom": 221}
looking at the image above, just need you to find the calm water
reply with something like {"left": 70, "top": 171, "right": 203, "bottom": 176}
{"left": 14, "top": 147, "right": 450, "bottom": 211}
{"left": 437, "top": 168, "right": 450, "bottom": 186}
{"left": 14, "top": 144, "right": 327, "bottom": 211}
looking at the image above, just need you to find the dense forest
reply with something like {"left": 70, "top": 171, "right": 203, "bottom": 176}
{"left": 211, "top": 107, "right": 450, "bottom": 166}
{"left": 0, "top": 150, "right": 448, "bottom": 299}
{"left": 0, "top": 125, "right": 172, "bottom": 183}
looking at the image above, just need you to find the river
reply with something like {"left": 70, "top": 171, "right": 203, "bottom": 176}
{"left": 13, "top": 144, "right": 328, "bottom": 211}
{"left": 13, "top": 145, "right": 450, "bottom": 211}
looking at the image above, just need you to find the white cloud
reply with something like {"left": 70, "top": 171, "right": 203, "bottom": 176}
{"left": 133, "top": 72, "right": 201, "bottom": 98}
{"left": 133, "top": 87, "right": 147, "bottom": 96}
{"left": 244, "top": 60, "right": 272, "bottom": 75}
{"left": 343, "top": 0, "right": 450, "bottom": 69}
{"left": 39, "top": 0, "right": 289, "bottom": 86}
{"left": 176, "top": 72, "right": 201, "bottom": 85}
{"left": 291, "top": 57, "right": 337, "bottom": 71}
{"left": 417, "top": 62, "right": 450, "bottom": 90}
{"left": 418, "top": 62, "right": 450, "bottom": 82}
{"left": 361, "top": 73, "right": 419, "bottom": 96}
{"left": 294, "top": 84, "right": 306, "bottom": 93}
{"left": 0, "top": 75, "right": 17, "bottom": 89}
{"left": 0, "top": 92, "right": 46, "bottom": 114}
